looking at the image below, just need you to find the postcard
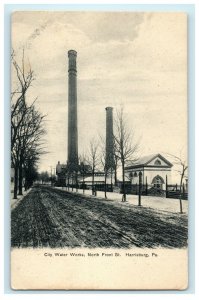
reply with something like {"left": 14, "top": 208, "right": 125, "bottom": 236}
{"left": 11, "top": 11, "right": 188, "bottom": 290}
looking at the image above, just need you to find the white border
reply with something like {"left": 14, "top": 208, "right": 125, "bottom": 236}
{"left": 1, "top": 0, "right": 198, "bottom": 299}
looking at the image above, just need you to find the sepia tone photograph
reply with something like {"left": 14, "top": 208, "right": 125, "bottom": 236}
{"left": 10, "top": 11, "right": 188, "bottom": 289}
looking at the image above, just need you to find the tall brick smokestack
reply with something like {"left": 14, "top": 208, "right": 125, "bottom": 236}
{"left": 105, "top": 107, "right": 114, "bottom": 171}
{"left": 68, "top": 50, "right": 78, "bottom": 168}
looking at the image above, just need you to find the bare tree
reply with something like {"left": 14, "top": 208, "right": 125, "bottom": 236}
{"left": 113, "top": 139, "right": 119, "bottom": 185}
{"left": 23, "top": 137, "right": 47, "bottom": 190}
{"left": 11, "top": 97, "right": 46, "bottom": 198}
{"left": 99, "top": 135, "right": 117, "bottom": 199}
{"left": 39, "top": 171, "right": 50, "bottom": 185}
{"left": 21, "top": 105, "right": 46, "bottom": 193}
{"left": 166, "top": 152, "right": 188, "bottom": 214}
{"left": 11, "top": 50, "right": 35, "bottom": 198}
{"left": 11, "top": 50, "right": 46, "bottom": 198}
{"left": 99, "top": 137, "right": 108, "bottom": 199}
{"left": 114, "top": 106, "right": 140, "bottom": 202}
{"left": 66, "top": 162, "right": 79, "bottom": 192}
{"left": 23, "top": 152, "right": 39, "bottom": 190}
{"left": 11, "top": 49, "right": 35, "bottom": 152}
{"left": 66, "top": 164, "right": 71, "bottom": 191}
{"left": 79, "top": 153, "right": 88, "bottom": 194}
{"left": 87, "top": 138, "right": 99, "bottom": 196}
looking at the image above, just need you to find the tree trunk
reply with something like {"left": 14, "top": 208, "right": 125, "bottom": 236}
{"left": 114, "top": 164, "right": 117, "bottom": 186}
{"left": 67, "top": 175, "right": 69, "bottom": 191}
{"left": 18, "top": 157, "right": 23, "bottom": 195}
{"left": 13, "top": 165, "right": 18, "bottom": 199}
{"left": 104, "top": 170, "right": 107, "bottom": 199}
{"left": 122, "top": 160, "right": 126, "bottom": 202}
{"left": 75, "top": 171, "right": 78, "bottom": 192}
{"left": 165, "top": 175, "right": 168, "bottom": 198}
{"left": 24, "top": 178, "right": 28, "bottom": 191}
{"left": 138, "top": 171, "right": 142, "bottom": 206}
{"left": 179, "top": 174, "right": 183, "bottom": 214}
{"left": 110, "top": 168, "right": 113, "bottom": 192}
{"left": 83, "top": 172, "right": 85, "bottom": 194}
{"left": 92, "top": 169, "right": 94, "bottom": 195}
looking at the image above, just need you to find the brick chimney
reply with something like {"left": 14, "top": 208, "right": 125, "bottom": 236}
{"left": 67, "top": 50, "right": 78, "bottom": 169}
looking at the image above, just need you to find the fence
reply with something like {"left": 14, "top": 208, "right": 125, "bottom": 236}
{"left": 80, "top": 182, "right": 188, "bottom": 200}
{"left": 112, "top": 175, "right": 188, "bottom": 200}
{"left": 166, "top": 184, "right": 188, "bottom": 200}
{"left": 55, "top": 175, "right": 188, "bottom": 200}
{"left": 131, "top": 179, "right": 187, "bottom": 200}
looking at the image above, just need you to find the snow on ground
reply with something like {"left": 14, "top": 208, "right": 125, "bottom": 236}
{"left": 55, "top": 187, "right": 188, "bottom": 214}
{"left": 11, "top": 188, "right": 32, "bottom": 211}
{"left": 11, "top": 186, "right": 188, "bottom": 248}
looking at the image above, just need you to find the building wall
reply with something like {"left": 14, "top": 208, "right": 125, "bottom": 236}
{"left": 143, "top": 168, "right": 171, "bottom": 188}
{"left": 126, "top": 167, "right": 172, "bottom": 189}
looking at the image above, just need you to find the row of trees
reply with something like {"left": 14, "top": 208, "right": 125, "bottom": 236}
{"left": 11, "top": 50, "right": 46, "bottom": 199}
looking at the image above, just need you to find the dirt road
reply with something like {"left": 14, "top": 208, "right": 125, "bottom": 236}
{"left": 11, "top": 186, "right": 188, "bottom": 248}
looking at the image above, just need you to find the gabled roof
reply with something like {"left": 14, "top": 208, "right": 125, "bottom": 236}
{"left": 126, "top": 153, "right": 173, "bottom": 169}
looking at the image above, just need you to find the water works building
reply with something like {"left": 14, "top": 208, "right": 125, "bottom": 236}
{"left": 125, "top": 154, "right": 173, "bottom": 190}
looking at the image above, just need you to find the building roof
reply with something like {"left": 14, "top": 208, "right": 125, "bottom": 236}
{"left": 79, "top": 175, "right": 107, "bottom": 183}
{"left": 79, "top": 174, "right": 130, "bottom": 183}
{"left": 126, "top": 153, "right": 173, "bottom": 169}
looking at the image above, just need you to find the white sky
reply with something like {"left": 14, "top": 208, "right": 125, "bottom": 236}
{"left": 12, "top": 11, "right": 187, "bottom": 181}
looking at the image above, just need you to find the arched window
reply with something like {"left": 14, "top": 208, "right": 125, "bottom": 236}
{"left": 154, "top": 159, "right": 161, "bottom": 166}
{"left": 152, "top": 175, "right": 164, "bottom": 189}
{"left": 134, "top": 172, "right": 137, "bottom": 177}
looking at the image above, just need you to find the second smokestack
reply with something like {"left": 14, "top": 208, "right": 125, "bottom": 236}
{"left": 105, "top": 107, "right": 114, "bottom": 171}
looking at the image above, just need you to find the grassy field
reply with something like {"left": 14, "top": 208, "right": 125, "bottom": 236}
{"left": 11, "top": 186, "right": 188, "bottom": 248}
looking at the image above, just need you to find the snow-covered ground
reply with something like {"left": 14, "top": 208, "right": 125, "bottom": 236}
{"left": 11, "top": 185, "right": 188, "bottom": 214}
{"left": 55, "top": 187, "right": 188, "bottom": 214}
{"left": 11, "top": 188, "right": 32, "bottom": 210}
{"left": 12, "top": 186, "right": 188, "bottom": 248}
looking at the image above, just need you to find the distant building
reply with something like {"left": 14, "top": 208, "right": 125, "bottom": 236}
{"left": 79, "top": 172, "right": 103, "bottom": 189}
{"left": 125, "top": 154, "right": 173, "bottom": 189}
{"left": 56, "top": 161, "right": 67, "bottom": 186}
{"left": 56, "top": 161, "right": 101, "bottom": 186}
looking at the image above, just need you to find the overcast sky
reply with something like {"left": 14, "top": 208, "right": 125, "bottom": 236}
{"left": 12, "top": 11, "right": 187, "bottom": 178}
